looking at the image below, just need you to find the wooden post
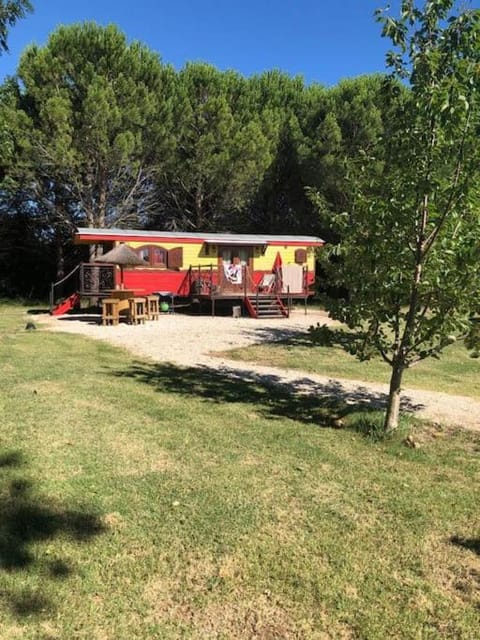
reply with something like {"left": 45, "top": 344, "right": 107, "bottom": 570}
{"left": 49, "top": 283, "right": 55, "bottom": 314}
{"left": 303, "top": 267, "right": 308, "bottom": 314}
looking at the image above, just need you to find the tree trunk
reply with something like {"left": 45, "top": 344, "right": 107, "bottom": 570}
{"left": 55, "top": 234, "right": 65, "bottom": 281}
{"left": 384, "top": 363, "right": 405, "bottom": 432}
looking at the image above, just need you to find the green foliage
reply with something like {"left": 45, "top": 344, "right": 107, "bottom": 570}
{"left": 0, "top": 10, "right": 443, "bottom": 298}
{"left": 0, "top": 20, "right": 398, "bottom": 293}
{"left": 349, "top": 411, "right": 401, "bottom": 441}
{"left": 305, "top": 75, "right": 388, "bottom": 231}
{"left": 316, "top": 1, "right": 480, "bottom": 428}
{"left": 245, "top": 71, "right": 319, "bottom": 233}
{"left": 4, "top": 22, "right": 174, "bottom": 233}
{"left": 0, "top": 192, "right": 61, "bottom": 297}
{"left": 152, "top": 63, "right": 276, "bottom": 231}
{"left": 0, "top": 0, "right": 32, "bottom": 54}
{"left": 465, "top": 318, "right": 480, "bottom": 358}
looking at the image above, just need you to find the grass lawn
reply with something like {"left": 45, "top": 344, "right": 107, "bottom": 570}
{"left": 0, "top": 304, "right": 479, "bottom": 639}
{"left": 222, "top": 318, "right": 480, "bottom": 400}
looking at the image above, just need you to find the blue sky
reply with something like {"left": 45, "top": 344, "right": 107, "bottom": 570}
{"left": 1, "top": 1, "right": 479, "bottom": 86}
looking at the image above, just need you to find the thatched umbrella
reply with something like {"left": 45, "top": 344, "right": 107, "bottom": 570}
{"left": 95, "top": 243, "right": 144, "bottom": 288}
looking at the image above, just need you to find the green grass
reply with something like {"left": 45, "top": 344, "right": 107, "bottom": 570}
{"left": 221, "top": 321, "right": 480, "bottom": 400}
{"left": 0, "top": 304, "right": 479, "bottom": 639}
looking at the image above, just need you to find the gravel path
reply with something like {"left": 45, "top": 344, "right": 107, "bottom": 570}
{"left": 40, "top": 310, "right": 480, "bottom": 432}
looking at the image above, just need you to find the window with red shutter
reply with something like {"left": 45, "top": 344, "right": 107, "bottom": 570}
{"left": 167, "top": 247, "right": 183, "bottom": 269}
{"left": 295, "top": 248, "right": 307, "bottom": 264}
{"left": 136, "top": 245, "right": 167, "bottom": 267}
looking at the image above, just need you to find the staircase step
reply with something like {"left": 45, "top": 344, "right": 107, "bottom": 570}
{"left": 245, "top": 295, "right": 288, "bottom": 319}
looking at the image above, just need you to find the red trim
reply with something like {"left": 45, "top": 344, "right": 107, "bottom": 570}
{"left": 118, "top": 267, "right": 315, "bottom": 296}
{"left": 244, "top": 297, "right": 257, "bottom": 318}
{"left": 268, "top": 241, "right": 324, "bottom": 247}
{"left": 276, "top": 296, "right": 289, "bottom": 317}
{"left": 75, "top": 233, "right": 202, "bottom": 244}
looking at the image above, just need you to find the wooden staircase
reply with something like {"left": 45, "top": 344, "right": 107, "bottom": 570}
{"left": 245, "top": 295, "right": 288, "bottom": 319}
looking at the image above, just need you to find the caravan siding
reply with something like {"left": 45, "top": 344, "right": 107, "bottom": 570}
{"left": 124, "top": 241, "right": 316, "bottom": 272}
{"left": 255, "top": 245, "right": 315, "bottom": 272}
{"left": 125, "top": 240, "right": 213, "bottom": 269}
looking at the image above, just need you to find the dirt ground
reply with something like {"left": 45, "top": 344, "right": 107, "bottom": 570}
{"left": 39, "top": 309, "right": 480, "bottom": 432}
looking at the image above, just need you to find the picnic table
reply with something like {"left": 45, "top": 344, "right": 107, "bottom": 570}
{"left": 107, "top": 289, "right": 139, "bottom": 312}
{"left": 102, "top": 290, "right": 158, "bottom": 325}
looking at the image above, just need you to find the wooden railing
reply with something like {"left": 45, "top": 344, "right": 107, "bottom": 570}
{"left": 79, "top": 263, "right": 115, "bottom": 295}
{"left": 50, "top": 264, "right": 81, "bottom": 312}
{"left": 187, "top": 264, "right": 310, "bottom": 298}
{"left": 188, "top": 264, "right": 258, "bottom": 296}
{"left": 188, "top": 264, "right": 218, "bottom": 295}
{"left": 49, "top": 262, "right": 116, "bottom": 311}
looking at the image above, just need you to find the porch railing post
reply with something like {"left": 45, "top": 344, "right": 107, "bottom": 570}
{"left": 304, "top": 266, "right": 308, "bottom": 314}
{"left": 49, "top": 283, "right": 55, "bottom": 314}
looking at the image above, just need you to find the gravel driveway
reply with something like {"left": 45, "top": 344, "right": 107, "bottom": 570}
{"left": 41, "top": 310, "right": 480, "bottom": 432}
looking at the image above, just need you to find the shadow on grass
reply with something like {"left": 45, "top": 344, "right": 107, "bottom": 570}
{"left": 234, "top": 322, "right": 378, "bottom": 358}
{"left": 233, "top": 321, "right": 356, "bottom": 349}
{"left": 114, "top": 361, "right": 423, "bottom": 429}
{"left": 0, "top": 449, "right": 105, "bottom": 617}
{"left": 450, "top": 536, "right": 480, "bottom": 556}
{"left": 238, "top": 324, "right": 314, "bottom": 347}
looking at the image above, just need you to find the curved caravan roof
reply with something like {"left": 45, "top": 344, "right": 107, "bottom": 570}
{"left": 75, "top": 227, "right": 325, "bottom": 247}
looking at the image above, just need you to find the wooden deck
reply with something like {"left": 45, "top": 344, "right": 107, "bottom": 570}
{"left": 187, "top": 265, "right": 310, "bottom": 317}
{"left": 50, "top": 262, "right": 312, "bottom": 318}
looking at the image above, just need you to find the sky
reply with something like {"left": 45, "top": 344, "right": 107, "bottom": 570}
{"left": 1, "top": 0, "right": 479, "bottom": 86}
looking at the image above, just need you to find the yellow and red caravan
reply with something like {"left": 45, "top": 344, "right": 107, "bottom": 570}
{"left": 74, "top": 227, "right": 324, "bottom": 299}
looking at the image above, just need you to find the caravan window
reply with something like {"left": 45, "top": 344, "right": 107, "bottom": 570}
{"left": 220, "top": 247, "right": 250, "bottom": 266}
{"left": 136, "top": 245, "right": 167, "bottom": 267}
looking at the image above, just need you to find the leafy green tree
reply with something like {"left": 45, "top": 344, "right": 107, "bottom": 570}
{"left": 0, "top": 190, "right": 62, "bottom": 297}
{"left": 314, "top": 0, "right": 480, "bottom": 431}
{"left": 246, "top": 71, "right": 319, "bottom": 234}
{"left": 152, "top": 63, "right": 275, "bottom": 231}
{"left": 303, "top": 75, "right": 392, "bottom": 243}
{"left": 0, "top": 0, "right": 32, "bottom": 54}
{"left": 3, "top": 22, "right": 174, "bottom": 254}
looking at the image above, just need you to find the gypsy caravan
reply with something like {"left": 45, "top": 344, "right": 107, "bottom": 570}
{"left": 51, "top": 228, "right": 324, "bottom": 318}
